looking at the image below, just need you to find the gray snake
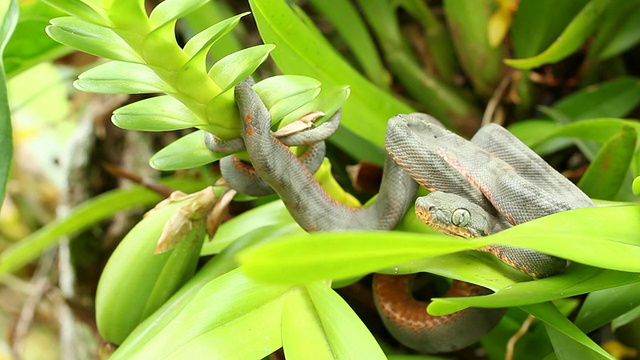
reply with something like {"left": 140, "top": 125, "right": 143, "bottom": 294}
{"left": 207, "top": 81, "right": 595, "bottom": 353}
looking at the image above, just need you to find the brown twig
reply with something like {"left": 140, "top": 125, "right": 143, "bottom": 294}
{"left": 102, "top": 162, "right": 175, "bottom": 198}
{"left": 505, "top": 314, "right": 536, "bottom": 360}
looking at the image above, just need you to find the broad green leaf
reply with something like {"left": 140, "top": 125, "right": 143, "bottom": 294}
{"left": 428, "top": 266, "right": 640, "bottom": 315}
{"left": 95, "top": 199, "right": 205, "bottom": 344}
{"left": 252, "top": 75, "right": 322, "bottom": 110}
{"left": 511, "top": 0, "right": 588, "bottom": 58}
{"left": 42, "top": 0, "right": 107, "bottom": 25}
{"left": 202, "top": 201, "right": 300, "bottom": 255}
{"left": 249, "top": 0, "right": 412, "bottom": 156}
{"left": 590, "top": 2, "right": 640, "bottom": 61}
{"left": 139, "top": 19, "right": 189, "bottom": 72}
{"left": 525, "top": 303, "right": 613, "bottom": 359}
{"left": 181, "top": 1, "right": 245, "bottom": 63}
{"left": 0, "top": 0, "right": 17, "bottom": 208}
{"left": 443, "top": 0, "right": 503, "bottom": 97}
{"left": 112, "top": 95, "right": 204, "bottom": 131}
{"left": 279, "top": 85, "right": 350, "bottom": 128}
{"left": 281, "top": 287, "right": 333, "bottom": 359}
{"left": 115, "top": 269, "right": 290, "bottom": 359}
{"left": 306, "top": 0, "right": 389, "bottom": 90}
{"left": 74, "top": 61, "right": 172, "bottom": 94}
{"left": 575, "top": 282, "right": 640, "bottom": 333}
{"left": 507, "top": 119, "right": 561, "bottom": 148}
{"left": 612, "top": 305, "right": 640, "bottom": 331}
{"left": 252, "top": 75, "right": 322, "bottom": 123}
{"left": 481, "top": 308, "right": 553, "bottom": 360}
{"left": 182, "top": 12, "right": 247, "bottom": 57}
{"left": 4, "top": 1, "right": 71, "bottom": 78}
{"left": 357, "top": 0, "right": 476, "bottom": 129}
{"left": 158, "top": 298, "right": 282, "bottom": 359}
{"left": 380, "top": 251, "right": 528, "bottom": 289}
{"left": 105, "top": 0, "right": 149, "bottom": 32}
{"left": 201, "top": 75, "right": 322, "bottom": 140}
{"left": 397, "top": 0, "right": 460, "bottom": 82}
{"left": 148, "top": 0, "right": 208, "bottom": 28}
{"left": 46, "top": 16, "right": 142, "bottom": 62}
{"left": 0, "top": 178, "right": 208, "bottom": 277}
{"left": 209, "top": 44, "right": 275, "bottom": 93}
{"left": 633, "top": 177, "right": 640, "bottom": 195}
{"left": 578, "top": 125, "right": 637, "bottom": 200}
{"left": 239, "top": 231, "right": 466, "bottom": 284}
{"left": 239, "top": 205, "right": 640, "bottom": 284}
{"left": 506, "top": 0, "right": 611, "bottom": 69}
{"left": 113, "top": 228, "right": 277, "bottom": 358}
{"left": 531, "top": 118, "right": 640, "bottom": 146}
{"left": 552, "top": 77, "right": 640, "bottom": 120}
{"left": 307, "top": 282, "right": 387, "bottom": 360}
{"left": 149, "top": 130, "right": 222, "bottom": 170}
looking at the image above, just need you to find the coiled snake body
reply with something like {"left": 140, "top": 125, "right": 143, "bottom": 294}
{"left": 209, "top": 82, "right": 595, "bottom": 353}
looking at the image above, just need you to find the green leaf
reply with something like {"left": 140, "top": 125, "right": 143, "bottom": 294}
{"left": 0, "top": 0, "right": 18, "bottom": 208}
{"left": 578, "top": 125, "right": 637, "bottom": 200}
{"left": 357, "top": 0, "right": 476, "bottom": 129}
{"left": 530, "top": 118, "right": 640, "bottom": 146}
{"left": 112, "top": 96, "right": 204, "bottom": 131}
{"left": 105, "top": 0, "right": 149, "bottom": 32}
{"left": 74, "top": 61, "right": 172, "bottom": 94}
{"left": 115, "top": 269, "right": 290, "bottom": 359}
{"left": 525, "top": 303, "right": 613, "bottom": 359}
{"left": 443, "top": 0, "right": 503, "bottom": 97}
{"left": 281, "top": 287, "right": 333, "bottom": 359}
{"left": 306, "top": 0, "right": 389, "bottom": 90}
{"left": 249, "top": 0, "right": 412, "bottom": 155}
{"left": 552, "top": 77, "right": 640, "bottom": 120}
{"left": 46, "top": 16, "right": 142, "bottom": 62}
{"left": 202, "top": 201, "right": 300, "bottom": 256}
{"left": 507, "top": 119, "right": 561, "bottom": 148}
{"left": 182, "top": 12, "right": 247, "bottom": 58}
{"left": 239, "top": 205, "right": 640, "bottom": 283}
{"left": 42, "top": 0, "right": 108, "bottom": 25}
{"left": 575, "top": 282, "right": 640, "bottom": 333}
{"left": 506, "top": 0, "right": 611, "bottom": 69}
{"left": 397, "top": 0, "right": 460, "bottom": 82}
{"left": 209, "top": 44, "right": 275, "bottom": 93}
{"left": 3, "top": 1, "right": 72, "bottom": 78}
{"left": 252, "top": 75, "right": 322, "bottom": 123}
{"left": 149, "top": 130, "right": 222, "bottom": 171}
{"left": 113, "top": 228, "right": 276, "bottom": 358}
{"left": 590, "top": 2, "right": 640, "bottom": 61}
{"left": 428, "top": 266, "right": 639, "bottom": 315}
{"left": 306, "top": 282, "right": 387, "bottom": 359}
{"left": 0, "top": 178, "right": 208, "bottom": 277}
{"left": 279, "top": 85, "right": 350, "bottom": 129}
{"left": 633, "top": 177, "right": 640, "bottom": 195}
{"left": 96, "top": 199, "right": 206, "bottom": 344}
{"left": 511, "top": 0, "right": 589, "bottom": 58}
{"left": 148, "top": 0, "right": 209, "bottom": 28}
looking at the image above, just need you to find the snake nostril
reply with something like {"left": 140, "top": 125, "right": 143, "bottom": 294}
{"left": 428, "top": 206, "right": 435, "bottom": 212}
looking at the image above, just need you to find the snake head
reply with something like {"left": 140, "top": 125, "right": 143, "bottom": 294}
{"left": 415, "top": 192, "right": 507, "bottom": 238}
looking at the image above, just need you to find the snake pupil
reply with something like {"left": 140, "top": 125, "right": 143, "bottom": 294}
{"left": 451, "top": 208, "right": 471, "bottom": 227}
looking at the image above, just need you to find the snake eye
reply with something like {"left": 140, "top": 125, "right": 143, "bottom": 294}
{"left": 451, "top": 208, "right": 471, "bottom": 227}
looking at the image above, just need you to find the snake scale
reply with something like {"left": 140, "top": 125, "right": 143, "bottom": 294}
{"left": 206, "top": 81, "right": 595, "bottom": 353}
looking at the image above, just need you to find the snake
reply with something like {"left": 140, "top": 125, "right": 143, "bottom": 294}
{"left": 208, "top": 81, "right": 595, "bottom": 353}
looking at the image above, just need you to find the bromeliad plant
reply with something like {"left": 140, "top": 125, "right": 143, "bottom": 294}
{"left": 1, "top": 0, "right": 640, "bottom": 359}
